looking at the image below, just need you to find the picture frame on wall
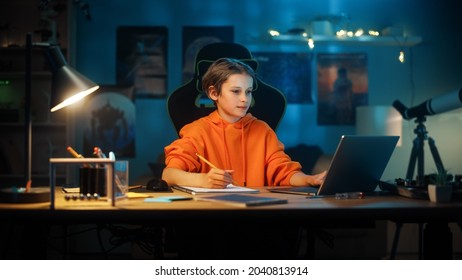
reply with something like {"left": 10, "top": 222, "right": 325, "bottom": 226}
{"left": 116, "top": 26, "right": 168, "bottom": 98}
{"left": 252, "top": 52, "right": 313, "bottom": 104}
{"left": 80, "top": 85, "right": 136, "bottom": 158}
{"left": 182, "top": 26, "right": 234, "bottom": 83}
{"left": 317, "top": 53, "right": 368, "bottom": 125}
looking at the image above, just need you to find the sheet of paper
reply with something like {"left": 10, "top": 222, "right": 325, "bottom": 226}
{"left": 173, "top": 184, "right": 259, "bottom": 195}
{"left": 144, "top": 196, "right": 192, "bottom": 203}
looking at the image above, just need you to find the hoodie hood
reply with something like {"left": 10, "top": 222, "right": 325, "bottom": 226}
{"left": 205, "top": 110, "right": 256, "bottom": 129}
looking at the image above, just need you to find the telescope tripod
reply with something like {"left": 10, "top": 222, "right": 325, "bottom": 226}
{"left": 406, "top": 116, "right": 445, "bottom": 185}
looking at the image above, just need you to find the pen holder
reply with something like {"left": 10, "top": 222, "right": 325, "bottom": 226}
{"left": 79, "top": 167, "right": 106, "bottom": 196}
{"left": 114, "top": 160, "right": 129, "bottom": 195}
{"left": 50, "top": 158, "right": 116, "bottom": 209}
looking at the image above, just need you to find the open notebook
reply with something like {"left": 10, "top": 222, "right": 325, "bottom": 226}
{"left": 172, "top": 184, "right": 259, "bottom": 195}
{"left": 269, "top": 135, "right": 399, "bottom": 196}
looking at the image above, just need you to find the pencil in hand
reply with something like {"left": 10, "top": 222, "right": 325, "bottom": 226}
{"left": 195, "top": 153, "right": 237, "bottom": 186}
{"left": 195, "top": 153, "right": 219, "bottom": 169}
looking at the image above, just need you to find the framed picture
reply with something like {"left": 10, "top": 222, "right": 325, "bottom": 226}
{"left": 116, "top": 26, "right": 168, "bottom": 98}
{"left": 182, "top": 26, "right": 234, "bottom": 83}
{"left": 317, "top": 53, "right": 368, "bottom": 125}
{"left": 80, "top": 85, "right": 136, "bottom": 158}
{"left": 253, "top": 52, "right": 313, "bottom": 104}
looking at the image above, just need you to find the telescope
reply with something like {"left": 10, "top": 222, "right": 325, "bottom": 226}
{"left": 393, "top": 88, "right": 462, "bottom": 120}
{"left": 392, "top": 88, "right": 462, "bottom": 185}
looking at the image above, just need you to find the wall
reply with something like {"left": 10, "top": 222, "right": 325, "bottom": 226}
{"left": 70, "top": 0, "right": 462, "bottom": 184}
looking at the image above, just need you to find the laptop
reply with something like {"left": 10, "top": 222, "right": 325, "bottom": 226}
{"left": 269, "top": 135, "right": 399, "bottom": 196}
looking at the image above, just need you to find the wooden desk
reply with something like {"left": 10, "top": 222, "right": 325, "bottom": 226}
{"left": 1, "top": 188, "right": 461, "bottom": 222}
{"left": 1, "top": 187, "right": 461, "bottom": 259}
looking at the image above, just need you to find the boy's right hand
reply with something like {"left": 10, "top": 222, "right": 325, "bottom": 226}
{"left": 203, "top": 168, "right": 235, "bottom": 188}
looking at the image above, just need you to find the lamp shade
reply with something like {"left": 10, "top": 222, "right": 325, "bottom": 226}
{"left": 45, "top": 45, "right": 99, "bottom": 112}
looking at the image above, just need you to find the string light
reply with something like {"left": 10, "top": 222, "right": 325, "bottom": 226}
{"left": 336, "top": 29, "right": 347, "bottom": 37}
{"left": 393, "top": 36, "right": 408, "bottom": 63}
{"left": 268, "top": 26, "right": 416, "bottom": 58}
{"left": 307, "top": 38, "right": 314, "bottom": 49}
{"left": 398, "top": 50, "right": 405, "bottom": 63}
{"left": 268, "top": 29, "right": 280, "bottom": 37}
{"left": 354, "top": 28, "right": 364, "bottom": 37}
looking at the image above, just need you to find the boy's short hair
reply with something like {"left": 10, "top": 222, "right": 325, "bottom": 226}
{"left": 201, "top": 57, "right": 257, "bottom": 95}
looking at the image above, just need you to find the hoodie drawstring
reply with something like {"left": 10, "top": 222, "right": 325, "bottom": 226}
{"left": 219, "top": 115, "right": 249, "bottom": 187}
{"left": 241, "top": 124, "right": 246, "bottom": 186}
{"left": 222, "top": 119, "right": 232, "bottom": 174}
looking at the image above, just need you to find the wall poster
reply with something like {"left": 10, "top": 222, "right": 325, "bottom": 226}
{"left": 80, "top": 85, "right": 136, "bottom": 158}
{"left": 253, "top": 52, "right": 313, "bottom": 104}
{"left": 116, "top": 26, "right": 168, "bottom": 98}
{"left": 317, "top": 53, "right": 368, "bottom": 125}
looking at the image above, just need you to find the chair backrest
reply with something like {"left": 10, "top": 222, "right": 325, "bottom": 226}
{"left": 167, "top": 42, "right": 287, "bottom": 135}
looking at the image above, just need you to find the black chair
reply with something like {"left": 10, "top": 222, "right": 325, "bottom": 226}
{"left": 167, "top": 42, "right": 287, "bottom": 135}
{"left": 166, "top": 43, "right": 296, "bottom": 258}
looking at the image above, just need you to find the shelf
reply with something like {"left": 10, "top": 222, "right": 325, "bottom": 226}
{"left": 0, "top": 122, "right": 67, "bottom": 128}
{"left": 0, "top": 71, "right": 52, "bottom": 77}
{"left": 272, "top": 35, "right": 422, "bottom": 47}
{"left": 0, "top": 174, "right": 65, "bottom": 179}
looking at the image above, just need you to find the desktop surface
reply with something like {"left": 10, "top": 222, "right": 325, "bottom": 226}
{"left": 1, "top": 187, "right": 462, "bottom": 224}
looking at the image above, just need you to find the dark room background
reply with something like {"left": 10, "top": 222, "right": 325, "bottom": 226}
{"left": 2, "top": 0, "right": 462, "bottom": 187}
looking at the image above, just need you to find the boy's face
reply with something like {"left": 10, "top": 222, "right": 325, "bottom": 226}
{"left": 209, "top": 73, "right": 253, "bottom": 123}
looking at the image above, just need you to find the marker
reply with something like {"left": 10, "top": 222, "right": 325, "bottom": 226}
{"left": 93, "top": 147, "right": 107, "bottom": 158}
{"left": 93, "top": 147, "right": 107, "bottom": 167}
{"left": 307, "top": 192, "right": 365, "bottom": 199}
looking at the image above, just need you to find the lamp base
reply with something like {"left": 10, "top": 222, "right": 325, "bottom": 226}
{"left": 0, "top": 187, "right": 50, "bottom": 203}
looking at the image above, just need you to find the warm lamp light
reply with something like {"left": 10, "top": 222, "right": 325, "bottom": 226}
{"left": 46, "top": 45, "right": 99, "bottom": 112}
{"left": 0, "top": 32, "right": 99, "bottom": 203}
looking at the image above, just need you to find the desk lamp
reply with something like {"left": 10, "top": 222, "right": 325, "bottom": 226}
{"left": 0, "top": 32, "right": 99, "bottom": 203}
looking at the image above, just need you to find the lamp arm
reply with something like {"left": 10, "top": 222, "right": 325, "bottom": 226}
{"left": 23, "top": 34, "right": 56, "bottom": 187}
{"left": 25, "top": 33, "right": 32, "bottom": 186}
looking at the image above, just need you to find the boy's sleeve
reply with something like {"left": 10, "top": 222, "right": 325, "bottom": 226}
{"left": 164, "top": 135, "right": 201, "bottom": 172}
{"left": 264, "top": 128, "right": 302, "bottom": 186}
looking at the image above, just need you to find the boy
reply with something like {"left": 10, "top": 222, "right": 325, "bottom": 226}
{"left": 163, "top": 57, "right": 325, "bottom": 188}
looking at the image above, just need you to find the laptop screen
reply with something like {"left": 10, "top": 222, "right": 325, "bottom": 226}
{"left": 316, "top": 135, "right": 399, "bottom": 195}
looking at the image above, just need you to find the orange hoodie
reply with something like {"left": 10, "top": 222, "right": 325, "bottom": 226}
{"left": 164, "top": 111, "right": 302, "bottom": 187}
